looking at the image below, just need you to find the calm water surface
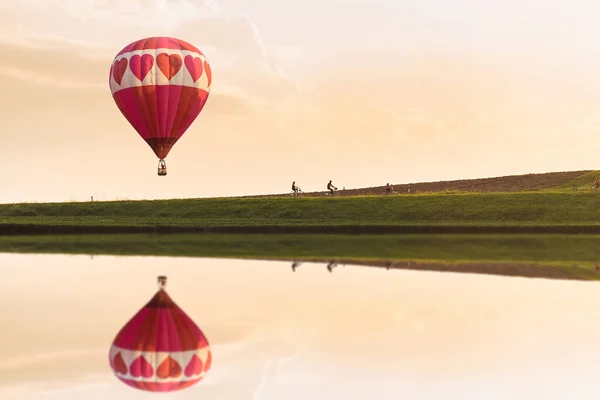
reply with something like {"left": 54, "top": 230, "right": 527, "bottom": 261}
{"left": 1, "top": 253, "right": 599, "bottom": 399}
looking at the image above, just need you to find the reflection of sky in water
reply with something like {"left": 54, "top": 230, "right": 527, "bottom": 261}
{"left": 1, "top": 253, "right": 599, "bottom": 399}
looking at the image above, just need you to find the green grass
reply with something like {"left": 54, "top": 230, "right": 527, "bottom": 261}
{"left": 2, "top": 233, "right": 600, "bottom": 280}
{"left": 559, "top": 170, "right": 600, "bottom": 189}
{"left": 3, "top": 192, "right": 600, "bottom": 233}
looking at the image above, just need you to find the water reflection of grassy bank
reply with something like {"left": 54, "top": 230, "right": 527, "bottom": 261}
{"left": 1, "top": 233, "right": 600, "bottom": 279}
{"left": 2, "top": 233, "right": 600, "bottom": 260}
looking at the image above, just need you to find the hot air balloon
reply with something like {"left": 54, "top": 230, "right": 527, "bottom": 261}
{"left": 109, "top": 276, "right": 212, "bottom": 392}
{"left": 108, "top": 37, "right": 212, "bottom": 176}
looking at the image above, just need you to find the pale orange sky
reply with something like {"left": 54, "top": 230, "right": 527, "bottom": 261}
{"left": 2, "top": 0, "right": 600, "bottom": 202}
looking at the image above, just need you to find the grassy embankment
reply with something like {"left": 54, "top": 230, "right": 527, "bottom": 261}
{"left": 2, "top": 192, "right": 600, "bottom": 234}
{"left": 1, "top": 170, "right": 600, "bottom": 234}
{"left": 2, "top": 233, "right": 600, "bottom": 280}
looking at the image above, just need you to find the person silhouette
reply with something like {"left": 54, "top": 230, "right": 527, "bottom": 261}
{"left": 291, "top": 260, "right": 301, "bottom": 271}
{"left": 327, "top": 180, "right": 337, "bottom": 195}
{"left": 326, "top": 260, "right": 338, "bottom": 272}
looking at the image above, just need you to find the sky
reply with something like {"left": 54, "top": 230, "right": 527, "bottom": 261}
{"left": 1, "top": 254, "right": 600, "bottom": 399}
{"left": 2, "top": 0, "right": 600, "bottom": 202}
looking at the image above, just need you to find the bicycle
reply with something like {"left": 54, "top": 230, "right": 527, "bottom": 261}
{"left": 325, "top": 187, "right": 339, "bottom": 196}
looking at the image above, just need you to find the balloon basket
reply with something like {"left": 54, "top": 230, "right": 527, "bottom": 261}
{"left": 158, "top": 159, "right": 167, "bottom": 176}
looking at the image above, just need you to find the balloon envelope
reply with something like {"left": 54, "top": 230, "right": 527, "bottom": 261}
{"left": 109, "top": 277, "right": 212, "bottom": 392}
{"left": 109, "top": 37, "right": 212, "bottom": 159}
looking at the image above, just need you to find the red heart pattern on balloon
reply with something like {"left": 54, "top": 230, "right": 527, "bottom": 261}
{"left": 130, "top": 355, "right": 154, "bottom": 378}
{"left": 157, "top": 356, "right": 182, "bottom": 379}
{"left": 184, "top": 354, "right": 203, "bottom": 377}
{"left": 203, "top": 60, "right": 212, "bottom": 86}
{"left": 157, "top": 53, "right": 183, "bottom": 80}
{"left": 112, "top": 58, "right": 128, "bottom": 85}
{"left": 184, "top": 55, "right": 203, "bottom": 82}
{"left": 129, "top": 54, "right": 154, "bottom": 82}
{"left": 112, "top": 352, "right": 128, "bottom": 375}
{"left": 204, "top": 351, "right": 212, "bottom": 373}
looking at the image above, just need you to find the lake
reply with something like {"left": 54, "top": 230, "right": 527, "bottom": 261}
{"left": 1, "top": 252, "right": 599, "bottom": 399}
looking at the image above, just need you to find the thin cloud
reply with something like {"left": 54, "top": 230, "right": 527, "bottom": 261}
{"left": 0, "top": 67, "right": 105, "bottom": 89}
{"left": 0, "top": 349, "right": 106, "bottom": 371}
{"left": 0, "top": 0, "right": 300, "bottom": 101}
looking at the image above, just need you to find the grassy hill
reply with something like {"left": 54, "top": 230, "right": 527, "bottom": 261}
{"left": 252, "top": 170, "right": 596, "bottom": 197}
{"left": 1, "top": 169, "right": 600, "bottom": 234}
